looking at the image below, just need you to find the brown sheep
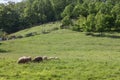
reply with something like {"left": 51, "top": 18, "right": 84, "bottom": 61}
{"left": 26, "top": 56, "right": 32, "bottom": 62}
{"left": 17, "top": 56, "right": 31, "bottom": 64}
{"left": 32, "top": 56, "right": 43, "bottom": 62}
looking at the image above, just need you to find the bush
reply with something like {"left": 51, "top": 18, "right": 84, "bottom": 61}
{"left": 61, "top": 16, "right": 72, "bottom": 29}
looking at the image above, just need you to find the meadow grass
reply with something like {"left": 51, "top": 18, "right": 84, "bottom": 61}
{"left": 0, "top": 26, "right": 120, "bottom": 79}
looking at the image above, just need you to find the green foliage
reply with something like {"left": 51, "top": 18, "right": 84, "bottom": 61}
{"left": 61, "top": 4, "right": 74, "bottom": 18}
{"left": 0, "top": 29, "right": 3, "bottom": 37}
{"left": 95, "top": 13, "right": 115, "bottom": 32}
{"left": 73, "top": 15, "right": 86, "bottom": 31}
{"left": 72, "top": 0, "right": 120, "bottom": 33}
{"left": 85, "top": 14, "right": 96, "bottom": 32}
{"left": 111, "top": 3, "right": 120, "bottom": 30}
{"left": 50, "top": 0, "right": 70, "bottom": 20}
{"left": 0, "top": 2, "right": 20, "bottom": 33}
{"left": 72, "top": 4, "right": 82, "bottom": 18}
{"left": 88, "top": 2, "right": 97, "bottom": 14}
{"left": 95, "top": 13, "right": 107, "bottom": 32}
{"left": 99, "top": 3, "right": 111, "bottom": 14}
{"left": 61, "top": 16, "right": 72, "bottom": 27}
{"left": 115, "top": 15, "right": 120, "bottom": 30}
{"left": 0, "top": 0, "right": 70, "bottom": 33}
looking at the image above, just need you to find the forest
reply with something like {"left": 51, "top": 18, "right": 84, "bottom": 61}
{"left": 0, "top": 0, "right": 120, "bottom": 34}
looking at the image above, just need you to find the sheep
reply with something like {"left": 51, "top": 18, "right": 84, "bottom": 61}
{"left": 48, "top": 57, "right": 55, "bottom": 60}
{"left": 42, "top": 56, "right": 48, "bottom": 60}
{"left": 17, "top": 56, "right": 32, "bottom": 64}
{"left": 48, "top": 57, "right": 59, "bottom": 60}
{"left": 17, "top": 56, "right": 26, "bottom": 63}
{"left": 54, "top": 57, "right": 59, "bottom": 60}
{"left": 32, "top": 56, "right": 43, "bottom": 62}
{"left": 26, "top": 56, "right": 32, "bottom": 62}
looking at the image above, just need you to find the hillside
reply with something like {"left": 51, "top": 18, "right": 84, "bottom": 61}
{"left": 0, "top": 22, "right": 120, "bottom": 80}
{"left": 9, "top": 21, "right": 61, "bottom": 37}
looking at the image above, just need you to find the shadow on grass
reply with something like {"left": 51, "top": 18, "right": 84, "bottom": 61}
{"left": 0, "top": 43, "right": 2, "bottom": 45}
{"left": 0, "top": 49, "right": 9, "bottom": 53}
{"left": 0, "top": 42, "right": 10, "bottom": 53}
{"left": 86, "top": 32, "right": 120, "bottom": 39}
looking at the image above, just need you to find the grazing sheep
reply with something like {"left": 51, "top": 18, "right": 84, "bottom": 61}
{"left": 18, "top": 56, "right": 31, "bottom": 64}
{"left": 42, "top": 56, "right": 48, "bottom": 60}
{"left": 32, "top": 56, "right": 43, "bottom": 62}
{"left": 48, "top": 57, "right": 59, "bottom": 60}
{"left": 54, "top": 57, "right": 59, "bottom": 60}
{"left": 26, "top": 56, "right": 32, "bottom": 61}
{"left": 48, "top": 57, "right": 55, "bottom": 60}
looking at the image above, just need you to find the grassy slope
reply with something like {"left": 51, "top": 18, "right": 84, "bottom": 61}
{"left": 9, "top": 21, "right": 61, "bottom": 37}
{"left": 0, "top": 22, "right": 120, "bottom": 80}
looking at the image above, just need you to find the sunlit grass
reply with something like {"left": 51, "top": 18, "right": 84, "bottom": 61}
{"left": 0, "top": 22, "right": 120, "bottom": 80}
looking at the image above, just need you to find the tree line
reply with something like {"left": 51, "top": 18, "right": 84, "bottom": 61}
{"left": 61, "top": 0, "right": 120, "bottom": 33}
{"left": 0, "top": 0, "right": 71, "bottom": 34}
{"left": 0, "top": 0, "right": 120, "bottom": 34}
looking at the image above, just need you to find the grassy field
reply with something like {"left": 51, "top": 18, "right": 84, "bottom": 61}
{"left": 0, "top": 22, "right": 120, "bottom": 80}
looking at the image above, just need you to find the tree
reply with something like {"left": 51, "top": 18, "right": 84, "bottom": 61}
{"left": 0, "top": 2, "right": 20, "bottom": 33}
{"left": 111, "top": 3, "right": 120, "bottom": 30}
{"left": 72, "top": 4, "right": 82, "bottom": 18}
{"left": 88, "top": 2, "right": 97, "bottom": 14}
{"left": 74, "top": 15, "right": 86, "bottom": 31}
{"left": 85, "top": 14, "right": 96, "bottom": 32}
{"left": 99, "top": 2, "right": 113, "bottom": 15}
{"left": 61, "top": 16, "right": 72, "bottom": 27}
{"left": 95, "top": 13, "right": 113, "bottom": 33}
{"left": 61, "top": 4, "right": 74, "bottom": 18}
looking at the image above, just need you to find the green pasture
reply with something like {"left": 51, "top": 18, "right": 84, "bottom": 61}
{"left": 0, "top": 23, "right": 120, "bottom": 80}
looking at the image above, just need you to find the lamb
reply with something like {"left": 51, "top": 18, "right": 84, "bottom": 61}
{"left": 54, "top": 57, "right": 59, "bottom": 59}
{"left": 48, "top": 57, "right": 55, "bottom": 60}
{"left": 17, "top": 56, "right": 31, "bottom": 64}
{"left": 32, "top": 56, "right": 43, "bottom": 62}
{"left": 48, "top": 57, "right": 59, "bottom": 60}
{"left": 42, "top": 56, "right": 48, "bottom": 60}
